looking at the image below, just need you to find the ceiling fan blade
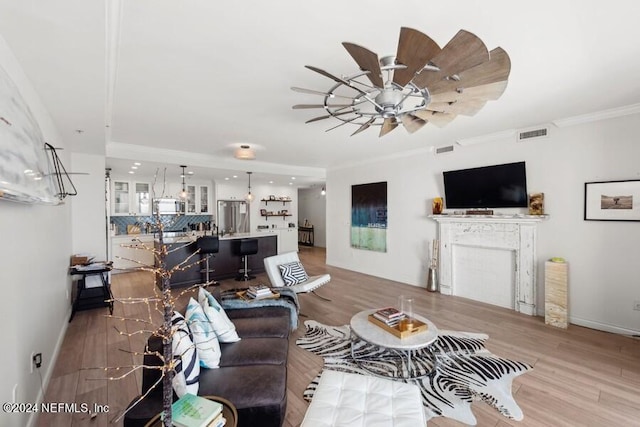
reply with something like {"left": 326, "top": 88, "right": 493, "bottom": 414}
{"left": 428, "top": 47, "right": 511, "bottom": 95}
{"left": 412, "top": 30, "right": 489, "bottom": 89}
{"left": 305, "top": 110, "right": 354, "bottom": 123}
{"left": 325, "top": 117, "right": 360, "bottom": 132}
{"left": 400, "top": 114, "right": 426, "bottom": 134}
{"left": 305, "top": 65, "right": 367, "bottom": 96}
{"left": 291, "top": 86, "right": 354, "bottom": 99}
{"left": 413, "top": 110, "right": 457, "bottom": 127}
{"left": 292, "top": 104, "right": 353, "bottom": 109}
{"left": 428, "top": 99, "right": 487, "bottom": 116}
{"left": 342, "top": 42, "right": 384, "bottom": 88}
{"left": 430, "top": 81, "right": 508, "bottom": 103}
{"left": 393, "top": 27, "right": 441, "bottom": 87}
{"left": 350, "top": 117, "right": 376, "bottom": 136}
{"left": 379, "top": 117, "right": 398, "bottom": 137}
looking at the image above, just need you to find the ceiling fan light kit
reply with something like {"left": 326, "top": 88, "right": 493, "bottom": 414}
{"left": 293, "top": 27, "right": 511, "bottom": 137}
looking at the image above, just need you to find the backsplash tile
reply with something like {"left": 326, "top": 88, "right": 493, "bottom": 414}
{"left": 111, "top": 215, "right": 214, "bottom": 235}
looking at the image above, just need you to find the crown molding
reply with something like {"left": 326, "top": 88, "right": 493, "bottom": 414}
{"left": 455, "top": 129, "right": 516, "bottom": 146}
{"left": 552, "top": 103, "right": 640, "bottom": 128}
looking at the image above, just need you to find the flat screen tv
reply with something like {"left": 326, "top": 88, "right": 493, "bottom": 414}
{"left": 443, "top": 161, "right": 528, "bottom": 209}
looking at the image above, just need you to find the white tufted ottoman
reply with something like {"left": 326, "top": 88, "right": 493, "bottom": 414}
{"left": 300, "top": 370, "right": 426, "bottom": 427}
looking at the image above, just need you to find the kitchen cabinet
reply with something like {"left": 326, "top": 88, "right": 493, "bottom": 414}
{"left": 184, "top": 184, "right": 211, "bottom": 215}
{"left": 157, "top": 234, "right": 277, "bottom": 287}
{"left": 111, "top": 180, "right": 151, "bottom": 216}
{"left": 257, "top": 228, "right": 298, "bottom": 254}
{"left": 278, "top": 227, "right": 298, "bottom": 253}
{"left": 199, "top": 185, "right": 210, "bottom": 213}
{"left": 111, "top": 235, "right": 155, "bottom": 271}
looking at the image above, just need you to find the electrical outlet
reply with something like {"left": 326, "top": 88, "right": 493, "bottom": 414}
{"left": 634, "top": 301, "right": 640, "bottom": 311}
{"left": 30, "top": 352, "right": 42, "bottom": 373}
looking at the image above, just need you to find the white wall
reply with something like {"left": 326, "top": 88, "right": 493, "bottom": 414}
{"left": 71, "top": 153, "right": 107, "bottom": 259}
{"left": 326, "top": 114, "right": 640, "bottom": 335}
{"left": 298, "top": 187, "right": 327, "bottom": 248}
{"left": 0, "top": 35, "right": 72, "bottom": 427}
{"left": 215, "top": 180, "right": 298, "bottom": 232}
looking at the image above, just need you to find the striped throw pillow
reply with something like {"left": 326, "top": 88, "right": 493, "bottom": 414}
{"left": 278, "top": 261, "right": 309, "bottom": 286}
{"left": 171, "top": 311, "right": 200, "bottom": 397}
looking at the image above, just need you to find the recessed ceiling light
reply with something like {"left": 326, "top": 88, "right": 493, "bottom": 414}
{"left": 233, "top": 175, "right": 238, "bottom": 179}
{"left": 225, "top": 177, "right": 230, "bottom": 181}
{"left": 269, "top": 180, "right": 274, "bottom": 184}
{"left": 289, "top": 182, "right": 293, "bottom": 185}
{"left": 134, "top": 162, "right": 141, "bottom": 166}
{"left": 188, "top": 171, "right": 194, "bottom": 175}
{"left": 131, "top": 166, "right": 138, "bottom": 170}
{"left": 128, "top": 171, "right": 135, "bottom": 174}
{"left": 291, "top": 177, "right": 296, "bottom": 180}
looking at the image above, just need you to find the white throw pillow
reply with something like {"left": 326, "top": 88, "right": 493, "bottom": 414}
{"left": 185, "top": 297, "right": 221, "bottom": 369}
{"left": 197, "top": 287, "right": 241, "bottom": 343}
{"left": 278, "top": 261, "right": 309, "bottom": 286}
{"left": 171, "top": 311, "right": 200, "bottom": 397}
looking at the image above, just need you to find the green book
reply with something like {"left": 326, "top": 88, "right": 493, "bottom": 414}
{"left": 170, "top": 394, "right": 223, "bottom": 427}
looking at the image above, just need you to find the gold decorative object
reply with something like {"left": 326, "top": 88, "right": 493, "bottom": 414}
{"left": 529, "top": 192, "right": 544, "bottom": 215}
{"left": 432, "top": 197, "right": 443, "bottom": 214}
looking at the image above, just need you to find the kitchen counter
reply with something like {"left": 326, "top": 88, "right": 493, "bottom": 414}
{"left": 155, "top": 233, "right": 278, "bottom": 287}
{"left": 154, "top": 231, "right": 273, "bottom": 244}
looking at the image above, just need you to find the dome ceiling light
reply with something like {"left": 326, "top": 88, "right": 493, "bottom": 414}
{"left": 234, "top": 144, "right": 256, "bottom": 160}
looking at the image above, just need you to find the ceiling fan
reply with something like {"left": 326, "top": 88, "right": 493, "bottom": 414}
{"left": 292, "top": 27, "right": 511, "bottom": 137}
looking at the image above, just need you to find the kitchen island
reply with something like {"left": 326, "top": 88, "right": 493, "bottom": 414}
{"left": 155, "top": 232, "right": 277, "bottom": 288}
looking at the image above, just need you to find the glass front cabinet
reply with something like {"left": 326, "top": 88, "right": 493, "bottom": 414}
{"left": 181, "top": 184, "right": 211, "bottom": 215}
{"left": 111, "top": 180, "right": 151, "bottom": 216}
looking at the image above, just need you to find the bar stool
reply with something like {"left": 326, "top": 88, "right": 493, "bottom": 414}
{"left": 235, "top": 238, "right": 258, "bottom": 281}
{"left": 196, "top": 236, "right": 219, "bottom": 285}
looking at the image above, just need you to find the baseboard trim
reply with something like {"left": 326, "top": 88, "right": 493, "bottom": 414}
{"left": 569, "top": 315, "right": 640, "bottom": 337}
{"left": 27, "top": 306, "right": 71, "bottom": 427}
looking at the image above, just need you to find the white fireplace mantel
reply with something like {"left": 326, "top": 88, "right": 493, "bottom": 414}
{"left": 430, "top": 215, "right": 548, "bottom": 315}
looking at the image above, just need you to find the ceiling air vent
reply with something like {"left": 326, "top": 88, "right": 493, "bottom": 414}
{"left": 518, "top": 127, "right": 549, "bottom": 142}
{"left": 435, "top": 145, "right": 455, "bottom": 155}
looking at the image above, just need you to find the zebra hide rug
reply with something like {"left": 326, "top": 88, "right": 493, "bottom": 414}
{"left": 296, "top": 320, "right": 532, "bottom": 425}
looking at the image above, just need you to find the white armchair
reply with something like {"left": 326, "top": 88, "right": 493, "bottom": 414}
{"left": 263, "top": 251, "right": 331, "bottom": 300}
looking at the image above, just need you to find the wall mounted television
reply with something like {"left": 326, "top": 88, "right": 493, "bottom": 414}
{"left": 443, "top": 161, "right": 528, "bottom": 209}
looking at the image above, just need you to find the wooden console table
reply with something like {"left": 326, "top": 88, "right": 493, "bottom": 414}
{"left": 298, "top": 226, "right": 314, "bottom": 246}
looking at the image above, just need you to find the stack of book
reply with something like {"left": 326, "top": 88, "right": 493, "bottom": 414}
{"left": 372, "top": 307, "right": 406, "bottom": 327}
{"left": 246, "top": 284, "right": 274, "bottom": 299}
{"left": 171, "top": 393, "right": 226, "bottom": 427}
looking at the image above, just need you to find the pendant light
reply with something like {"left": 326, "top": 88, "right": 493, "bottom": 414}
{"left": 180, "top": 165, "right": 187, "bottom": 199}
{"left": 321, "top": 186, "right": 326, "bottom": 196}
{"left": 246, "top": 171, "right": 253, "bottom": 202}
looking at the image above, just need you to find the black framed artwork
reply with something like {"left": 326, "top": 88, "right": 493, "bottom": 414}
{"left": 584, "top": 179, "right": 640, "bottom": 221}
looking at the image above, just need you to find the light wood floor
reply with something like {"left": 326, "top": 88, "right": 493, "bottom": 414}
{"left": 38, "top": 247, "right": 640, "bottom": 427}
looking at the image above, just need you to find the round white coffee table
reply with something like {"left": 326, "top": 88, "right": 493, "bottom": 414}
{"left": 350, "top": 309, "right": 439, "bottom": 379}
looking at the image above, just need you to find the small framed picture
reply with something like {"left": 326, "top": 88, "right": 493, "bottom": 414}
{"left": 584, "top": 179, "right": 640, "bottom": 221}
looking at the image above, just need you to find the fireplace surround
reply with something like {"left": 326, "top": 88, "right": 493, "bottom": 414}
{"left": 431, "top": 215, "right": 547, "bottom": 315}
